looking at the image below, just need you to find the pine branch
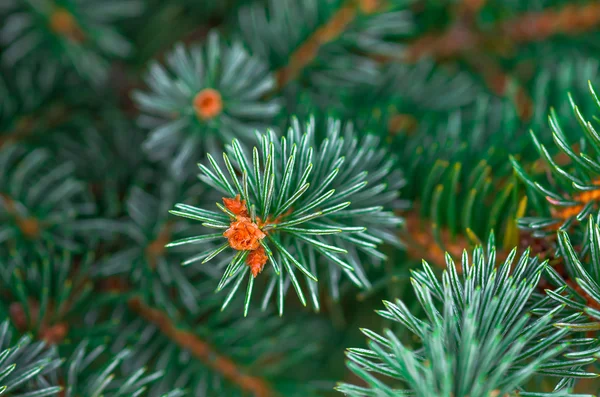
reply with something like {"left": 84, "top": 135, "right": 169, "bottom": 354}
{"left": 338, "top": 237, "right": 598, "bottom": 396}
{"left": 128, "top": 297, "right": 275, "bottom": 397}
{"left": 0, "top": 320, "right": 62, "bottom": 396}
{"left": 132, "top": 31, "right": 281, "bottom": 177}
{"left": 275, "top": 0, "right": 382, "bottom": 89}
{"left": 396, "top": 103, "right": 526, "bottom": 270}
{"left": 549, "top": 219, "right": 600, "bottom": 333}
{"left": 0, "top": 144, "right": 98, "bottom": 256}
{"left": 512, "top": 81, "right": 600, "bottom": 243}
{"left": 167, "top": 116, "right": 404, "bottom": 314}
{"left": 0, "top": 0, "right": 144, "bottom": 84}
{"left": 239, "top": 0, "right": 414, "bottom": 103}
{"left": 93, "top": 178, "right": 212, "bottom": 317}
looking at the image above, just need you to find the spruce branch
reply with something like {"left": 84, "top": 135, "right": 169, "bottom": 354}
{"left": 337, "top": 236, "right": 598, "bottom": 397}
{"left": 93, "top": 179, "right": 213, "bottom": 317}
{"left": 511, "top": 81, "right": 600, "bottom": 246}
{"left": 0, "top": 320, "right": 62, "bottom": 396}
{"left": 128, "top": 297, "right": 274, "bottom": 397}
{"left": 132, "top": 31, "right": 282, "bottom": 178}
{"left": 115, "top": 292, "right": 330, "bottom": 397}
{"left": 239, "top": 0, "right": 415, "bottom": 94}
{"left": 0, "top": 0, "right": 144, "bottom": 84}
{"left": 0, "top": 248, "right": 105, "bottom": 348}
{"left": 0, "top": 144, "right": 97, "bottom": 256}
{"left": 0, "top": 251, "right": 175, "bottom": 395}
{"left": 274, "top": 0, "right": 371, "bottom": 89}
{"left": 168, "top": 116, "right": 404, "bottom": 315}
{"left": 396, "top": 100, "right": 525, "bottom": 268}
{"left": 547, "top": 217, "right": 600, "bottom": 333}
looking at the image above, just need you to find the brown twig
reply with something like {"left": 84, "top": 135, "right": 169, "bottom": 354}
{"left": 128, "top": 297, "right": 275, "bottom": 397}
{"left": 462, "top": 53, "right": 534, "bottom": 120}
{"left": 404, "top": 2, "right": 600, "bottom": 62}
{"left": 145, "top": 222, "right": 175, "bottom": 269}
{"left": 546, "top": 179, "right": 600, "bottom": 221}
{"left": 0, "top": 103, "right": 70, "bottom": 148}
{"left": 458, "top": 0, "right": 487, "bottom": 16}
{"left": 0, "top": 193, "right": 42, "bottom": 239}
{"left": 275, "top": 0, "right": 383, "bottom": 88}
{"left": 401, "top": 210, "right": 471, "bottom": 272}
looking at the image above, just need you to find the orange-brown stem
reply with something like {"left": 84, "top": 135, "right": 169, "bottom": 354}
{"left": 458, "top": 0, "right": 487, "bottom": 15}
{"left": 146, "top": 222, "right": 175, "bottom": 269}
{"left": 275, "top": 0, "right": 382, "bottom": 88}
{"left": 0, "top": 193, "right": 42, "bottom": 239}
{"left": 1, "top": 103, "right": 70, "bottom": 148}
{"left": 387, "top": 113, "right": 418, "bottom": 136}
{"left": 402, "top": 211, "right": 470, "bottom": 272}
{"left": 128, "top": 298, "right": 274, "bottom": 397}
{"left": 9, "top": 300, "right": 69, "bottom": 345}
{"left": 463, "top": 54, "right": 533, "bottom": 120}
{"left": 49, "top": 7, "right": 85, "bottom": 42}
{"left": 548, "top": 179, "right": 600, "bottom": 221}
{"left": 0, "top": 117, "right": 35, "bottom": 148}
{"left": 402, "top": 207, "right": 514, "bottom": 271}
{"left": 404, "top": 3, "right": 600, "bottom": 62}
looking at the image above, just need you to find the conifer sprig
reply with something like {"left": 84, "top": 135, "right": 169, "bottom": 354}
{"left": 511, "top": 81, "right": 600, "bottom": 242}
{"left": 168, "top": 116, "right": 404, "bottom": 315}
{"left": 0, "top": 249, "right": 180, "bottom": 395}
{"left": 94, "top": 179, "right": 212, "bottom": 316}
{"left": 0, "top": 320, "right": 61, "bottom": 396}
{"left": 0, "top": 0, "right": 143, "bottom": 84}
{"left": 133, "top": 31, "right": 282, "bottom": 178}
{"left": 0, "top": 144, "right": 96, "bottom": 256}
{"left": 337, "top": 236, "right": 597, "bottom": 397}
{"left": 548, "top": 217, "right": 600, "bottom": 333}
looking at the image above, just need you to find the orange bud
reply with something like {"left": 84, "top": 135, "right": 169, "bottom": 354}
{"left": 247, "top": 246, "right": 268, "bottom": 277}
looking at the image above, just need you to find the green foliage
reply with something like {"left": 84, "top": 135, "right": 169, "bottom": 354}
{"left": 0, "top": 144, "right": 96, "bottom": 256}
{"left": 546, "top": 217, "right": 600, "bottom": 333}
{"left": 399, "top": 98, "right": 524, "bottom": 248}
{"left": 48, "top": 108, "right": 148, "bottom": 217}
{"left": 0, "top": 249, "right": 99, "bottom": 339}
{"left": 402, "top": 57, "right": 600, "bottom": 255}
{"left": 237, "top": 0, "right": 346, "bottom": 69}
{"left": 0, "top": 249, "right": 177, "bottom": 396}
{"left": 168, "top": 115, "right": 404, "bottom": 315}
{"left": 4, "top": 0, "right": 600, "bottom": 395}
{"left": 58, "top": 341, "right": 175, "bottom": 397}
{"left": 132, "top": 31, "right": 282, "bottom": 177}
{"left": 0, "top": 320, "right": 61, "bottom": 396}
{"left": 237, "top": 0, "right": 417, "bottom": 109}
{"left": 0, "top": 0, "right": 143, "bottom": 84}
{"left": 512, "top": 81, "right": 600, "bottom": 242}
{"left": 94, "top": 179, "right": 212, "bottom": 317}
{"left": 338, "top": 236, "right": 597, "bottom": 397}
{"left": 108, "top": 297, "right": 334, "bottom": 396}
